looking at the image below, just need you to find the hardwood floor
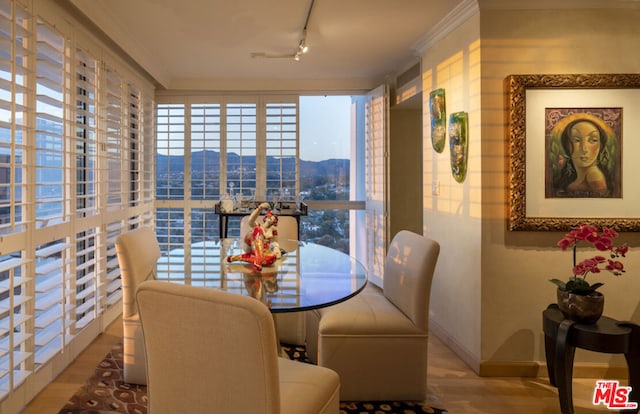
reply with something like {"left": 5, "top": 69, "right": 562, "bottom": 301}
{"left": 21, "top": 319, "right": 123, "bottom": 414}
{"left": 21, "top": 318, "right": 609, "bottom": 414}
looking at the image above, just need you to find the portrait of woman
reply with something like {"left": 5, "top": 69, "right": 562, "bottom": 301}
{"left": 546, "top": 110, "right": 622, "bottom": 198}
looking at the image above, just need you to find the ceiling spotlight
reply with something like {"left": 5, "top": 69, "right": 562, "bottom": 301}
{"left": 298, "top": 31, "right": 309, "bottom": 54}
{"left": 298, "top": 40, "right": 308, "bottom": 54}
{"left": 294, "top": 52, "right": 301, "bottom": 61}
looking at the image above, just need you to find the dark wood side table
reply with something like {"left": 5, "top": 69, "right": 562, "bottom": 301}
{"left": 543, "top": 304, "right": 640, "bottom": 414}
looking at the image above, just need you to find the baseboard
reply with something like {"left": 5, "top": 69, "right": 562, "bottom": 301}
{"left": 429, "top": 317, "right": 481, "bottom": 374}
{"left": 429, "top": 317, "right": 630, "bottom": 379}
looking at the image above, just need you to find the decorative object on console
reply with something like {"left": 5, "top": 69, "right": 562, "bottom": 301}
{"left": 549, "top": 224, "right": 629, "bottom": 324}
{"left": 219, "top": 193, "right": 234, "bottom": 213}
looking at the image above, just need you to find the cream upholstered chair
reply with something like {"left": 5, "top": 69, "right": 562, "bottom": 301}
{"left": 115, "top": 226, "right": 160, "bottom": 385}
{"left": 136, "top": 279, "right": 340, "bottom": 414}
{"left": 305, "top": 230, "right": 440, "bottom": 401}
{"left": 240, "top": 215, "right": 305, "bottom": 344}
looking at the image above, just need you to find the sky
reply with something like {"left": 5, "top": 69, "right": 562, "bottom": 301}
{"left": 299, "top": 95, "right": 352, "bottom": 162}
{"left": 155, "top": 95, "right": 354, "bottom": 159}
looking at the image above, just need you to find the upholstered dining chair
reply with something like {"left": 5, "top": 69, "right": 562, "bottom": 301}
{"left": 240, "top": 214, "right": 305, "bottom": 344}
{"left": 115, "top": 226, "right": 160, "bottom": 385}
{"left": 136, "top": 279, "right": 340, "bottom": 414}
{"left": 305, "top": 230, "right": 440, "bottom": 401}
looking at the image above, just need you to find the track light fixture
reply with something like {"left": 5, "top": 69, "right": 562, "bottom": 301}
{"left": 298, "top": 31, "right": 309, "bottom": 54}
{"left": 295, "top": 0, "right": 315, "bottom": 60}
{"left": 250, "top": 0, "right": 315, "bottom": 61}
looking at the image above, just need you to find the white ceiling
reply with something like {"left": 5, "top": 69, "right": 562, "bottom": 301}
{"left": 66, "top": 0, "right": 469, "bottom": 91}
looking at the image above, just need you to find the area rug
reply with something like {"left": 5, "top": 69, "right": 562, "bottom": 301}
{"left": 58, "top": 342, "right": 447, "bottom": 414}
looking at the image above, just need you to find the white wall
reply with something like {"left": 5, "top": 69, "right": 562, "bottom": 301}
{"left": 479, "top": 6, "right": 640, "bottom": 373}
{"left": 423, "top": 4, "right": 640, "bottom": 375}
{"left": 422, "top": 13, "right": 483, "bottom": 371}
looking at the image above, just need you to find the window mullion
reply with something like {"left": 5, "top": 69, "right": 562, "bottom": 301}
{"left": 255, "top": 98, "right": 266, "bottom": 199}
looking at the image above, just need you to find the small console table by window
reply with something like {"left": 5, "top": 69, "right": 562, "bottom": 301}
{"left": 543, "top": 303, "right": 640, "bottom": 414}
{"left": 214, "top": 201, "right": 307, "bottom": 239}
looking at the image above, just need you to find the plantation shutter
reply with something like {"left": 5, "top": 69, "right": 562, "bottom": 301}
{"left": 265, "top": 100, "right": 298, "bottom": 199}
{"left": 364, "top": 85, "right": 389, "bottom": 285}
{"left": 75, "top": 47, "right": 97, "bottom": 218}
{"left": 104, "top": 66, "right": 122, "bottom": 210}
{"left": 225, "top": 102, "right": 257, "bottom": 197}
{"left": 33, "top": 16, "right": 72, "bottom": 368}
{"left": 0, "top": 0, "right": 32, "bottom": 397}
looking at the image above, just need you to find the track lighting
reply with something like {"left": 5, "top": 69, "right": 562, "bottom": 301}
{"left": 298, "top": 31, "right": 309, "bottom": 54}
{"left": 250, "top": 0, "right": 314, "bottom": 62}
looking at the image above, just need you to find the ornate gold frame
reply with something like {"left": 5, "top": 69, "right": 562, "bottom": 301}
{"left": 506, "top": 73, "right": 640, "bottom": 231}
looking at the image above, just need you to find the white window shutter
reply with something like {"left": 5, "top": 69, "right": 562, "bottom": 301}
{"left": 364, "top": 85, "right": 389, "bottom": 285}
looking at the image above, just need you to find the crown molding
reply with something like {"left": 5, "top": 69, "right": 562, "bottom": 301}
{"left": 413, "top": 0, "right": 640, "bottom": 56}
{"left": 478, "top": 0, "right": 640, "bottom": 10}
{"left": 412, "top": 0, "right": 479, "bottom": 55}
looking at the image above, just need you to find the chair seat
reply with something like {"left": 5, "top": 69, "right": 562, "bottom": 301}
{"left": 319, "top": 284, "right": 425, "bottom": 337}
{"left": 315, "top": 283, "right": 429, "bottom": 401}
{"left": 279, "top": 357, "right": 340, "bottom": 414}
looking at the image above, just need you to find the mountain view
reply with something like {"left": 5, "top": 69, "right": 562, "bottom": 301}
{"left": 156, "top": 150, "right": 352, "bottom": 252}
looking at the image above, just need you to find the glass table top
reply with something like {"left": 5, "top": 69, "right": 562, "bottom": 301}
{"left": 156, "top": 239, "right": 368, "bottom": 312}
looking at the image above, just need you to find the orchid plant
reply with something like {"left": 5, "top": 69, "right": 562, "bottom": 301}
{"left": 549, "top": 224, "right": 629, "bottom": 295}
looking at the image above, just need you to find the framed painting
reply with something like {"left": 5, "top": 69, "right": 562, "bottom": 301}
{"left": 506, "top": 73, "right": 640, "bottom": 231}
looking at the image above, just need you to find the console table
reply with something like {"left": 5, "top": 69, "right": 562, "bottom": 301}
{"left": 214, "top": 201, "right": 307, "bottom": 239}
{"left": 543, "top": 304, "right": 640, "bottom": 414}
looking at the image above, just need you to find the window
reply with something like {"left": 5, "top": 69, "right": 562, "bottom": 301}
{"left": 75, "top": 48, "right": 97, "bottom": 218}
{"left": 36, "top": 18, "right": 66, "bottom": 227}
{"left": 225, "top": 102, "right": 257, "bottom": 197}
{"left": 156, "top": 104, "right": 185, "bottom": 200}
{"left": 298, "top": 96, "right": 366, "bottom": 255}
{"left": 155, "top": 98, "right": 300, "bottom": 266}
{"left": 0, "top": 1, "right": 32, "bottom": 395}
{"left": 0, "top": 0, "right": 28, "bottom": 235}
{"left": 105, "top": 67, "right": 122, "bottom": 209}
{"left": 265, "top": 102, "right": 297, "bottom": 198}
{"left": 191, "top": 104, "right": 220, "bottom": 200}
{"left": 154, "top": 94, "right": 368, "bottom": 271}
{"left": 0, "top": 0, "right": 155, "bottom": 404}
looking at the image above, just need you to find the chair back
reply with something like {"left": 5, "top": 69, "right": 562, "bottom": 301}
{"left": 115, "top": 227, "right": 161, "bottom": 318}
{"left": 240, "top": 215, "right": 299, "bottom": 252}
{"left": 136, "top": 280, "right": 281, "bottom": 414}
{"left": 382, "top": 230, "right": 440, "bottom": 331}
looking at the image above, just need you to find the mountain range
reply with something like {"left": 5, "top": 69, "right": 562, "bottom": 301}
{"left": 156, "top": 150, "right": 349, "bottom": 178}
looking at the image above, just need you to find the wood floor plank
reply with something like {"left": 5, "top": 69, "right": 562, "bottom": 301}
{"left": 21, "top": 317, "right": 610, "bottom": 414}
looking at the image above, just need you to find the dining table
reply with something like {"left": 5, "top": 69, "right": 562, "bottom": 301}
{"left": 155, "top": 238, "right": 368, "bottom": 314}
